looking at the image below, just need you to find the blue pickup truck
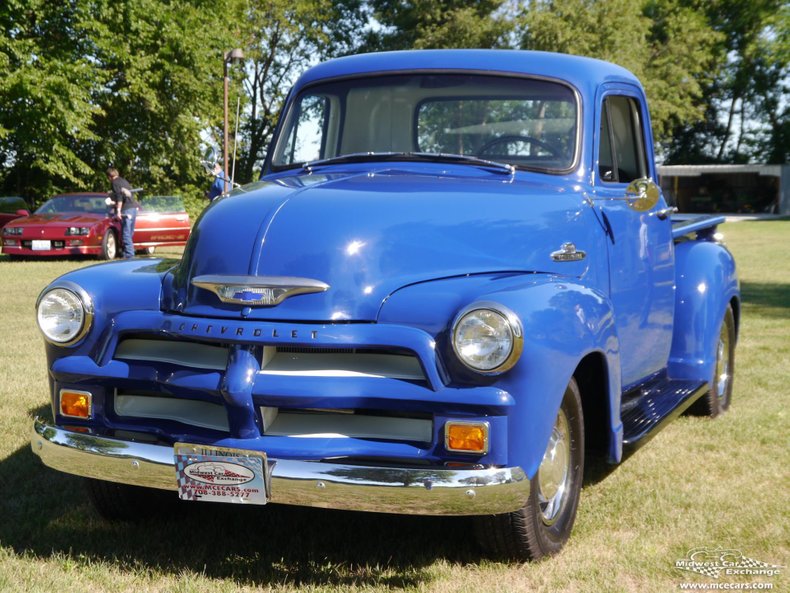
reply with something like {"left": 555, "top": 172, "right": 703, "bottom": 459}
{"left": 31, "top": 50, "right": 739, "bottom": 560}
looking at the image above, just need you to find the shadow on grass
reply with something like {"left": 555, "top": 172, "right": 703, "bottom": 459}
{"left": 740, "top": 281, "right": 790, "bottom": 317}
{"left": 2, "top": 410, "right": 478, "bottom": 588}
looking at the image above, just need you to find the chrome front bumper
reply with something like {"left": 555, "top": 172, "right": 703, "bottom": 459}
{"left": 31, "top": 418, "right": 530, "bottom": 516}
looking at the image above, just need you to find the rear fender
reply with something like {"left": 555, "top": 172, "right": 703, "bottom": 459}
{"left": 669, "top": 241, "right": 739, "bottom": 382}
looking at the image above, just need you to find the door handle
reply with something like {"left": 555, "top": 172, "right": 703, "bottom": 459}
{"left": 653, "top": 207, "right": 678, "bottom": 220}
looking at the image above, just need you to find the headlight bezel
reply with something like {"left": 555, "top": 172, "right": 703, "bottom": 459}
{"left": 65, "top": 226, "right": 91, "bottom": 236}
{"left": 36, "top": 282, "right": 94, "bottom": 346}
{"left": 3, "top": 226, "right": 22, "bottom": 236}
{"left": 451, "top": 301, "right": 524, "bottom": 375}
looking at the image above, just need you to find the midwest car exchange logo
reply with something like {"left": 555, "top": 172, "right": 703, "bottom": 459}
{"left": 675, "top": 548, "right": 783, "bottom": 579}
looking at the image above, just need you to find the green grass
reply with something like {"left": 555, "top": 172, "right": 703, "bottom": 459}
{"left": 0, "top": 225, "right": 787, "bottom": 593}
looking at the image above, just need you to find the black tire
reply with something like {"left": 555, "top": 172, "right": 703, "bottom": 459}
{"left": 474, "top": 377, "right": 585, "bottom": 560}
{"left": 85, "top": 477, "right": 176, "bottom": 521}
{"left": 100, "top": 229, "right": 117, "bottom": 260}
{"left": 689, "top": 305, "right": 736, "bottom": 417}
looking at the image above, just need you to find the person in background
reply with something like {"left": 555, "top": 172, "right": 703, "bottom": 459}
{"left": 106, "top": 167, "right": 139, "bottom": 259}
{"left": 206, "top": 162, "right": 229, "bottom": 202}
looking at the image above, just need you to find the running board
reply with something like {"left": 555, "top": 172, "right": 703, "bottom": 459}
{"left": 621, "top": 376, "right": 709, "bottom": 449}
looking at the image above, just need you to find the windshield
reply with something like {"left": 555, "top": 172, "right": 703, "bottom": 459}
{"left": 35, "top": 195, "right": 109, "bottom": 214}
{"left": 272, "top": 73, "right": 578, "bottom": 173}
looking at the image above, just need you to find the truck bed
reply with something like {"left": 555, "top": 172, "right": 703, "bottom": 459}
{"left": 671, "top": 214, "right": 726, "bottom": 241}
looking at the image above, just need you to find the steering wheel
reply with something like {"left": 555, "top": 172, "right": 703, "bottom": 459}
{"left": 477, "top": 135, "right": 560, "bottom": 158}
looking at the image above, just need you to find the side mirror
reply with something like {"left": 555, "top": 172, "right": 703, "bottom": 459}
{"left": 201, "top": 147, "right": 218, "bottom": 174}
{"left": 16, "top": 209, "right": 30, "bottom": 216}
{"left": 625, "top": 178, "right": 660, "bottom": 212}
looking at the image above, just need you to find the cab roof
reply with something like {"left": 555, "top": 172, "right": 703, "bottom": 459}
{"left": 294, "top": 50, "right": 641, "bottom": 95}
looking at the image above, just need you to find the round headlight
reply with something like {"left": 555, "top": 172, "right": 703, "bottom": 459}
{"left": 36, "top": 286, "right": 92, "bottom": 345}
{"left": 452, "top": 303, "right": 523, "bottom": 374}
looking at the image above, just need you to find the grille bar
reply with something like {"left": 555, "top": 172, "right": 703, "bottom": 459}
{"left": 114, "top": 339, "right": 427, "bottom": 382}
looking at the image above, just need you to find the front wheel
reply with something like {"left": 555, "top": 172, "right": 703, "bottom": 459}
{"left": 474, "top": 377, "right": 585, "bottom": 560}
{"left": 100, "top": 229, "right": 117, "bottom": 260}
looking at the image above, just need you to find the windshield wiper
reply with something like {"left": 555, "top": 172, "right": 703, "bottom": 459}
{"left": 302, "top": 152, "right": 515, "bottom": 175}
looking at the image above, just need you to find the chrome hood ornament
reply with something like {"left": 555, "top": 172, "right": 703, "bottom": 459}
{"left": 192, "top": 275, "right": 329, "bottom": 306}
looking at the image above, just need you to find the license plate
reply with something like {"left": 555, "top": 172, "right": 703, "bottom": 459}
{"left": 31, "top": 240, "right": 51, "bottom": 251}
{"left": 174, "top": 443, "right": 268, "bottom": 505}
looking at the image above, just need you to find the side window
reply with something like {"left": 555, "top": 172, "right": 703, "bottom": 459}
{"left": 277, "top": 95, "right": 330, "bottom": 165}
{"left": 598, "top": 95, "right": 648, "bottom": 183}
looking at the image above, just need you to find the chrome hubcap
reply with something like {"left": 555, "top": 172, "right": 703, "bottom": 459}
{"left": 715, "top": 324, "right": 731, "bottom": 402}
{"left": 537, "top": 408, "right": 571, "bottom": 525}
{"left": 107, "top": 234, "right": 116, "bottom": 258}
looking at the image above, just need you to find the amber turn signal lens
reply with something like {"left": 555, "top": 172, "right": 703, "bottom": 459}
{"left": 60, "top": 390, "right": 92, "bottom": 419}
{"left": 445, "top": 422, "right": 489, "bottom": 454}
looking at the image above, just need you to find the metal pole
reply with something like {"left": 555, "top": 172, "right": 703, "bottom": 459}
{"left": 223, "top": 52, "right": 230, "bottom": 195}
{"left": 232, "top": 95, "right": 241, "bottom": 187}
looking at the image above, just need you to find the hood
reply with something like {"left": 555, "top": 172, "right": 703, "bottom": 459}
{"left": 166, "top": 166, "right": 601, "bottom": 321}
{"left": 11, "top": 212, "right": 106, "bottom": 228}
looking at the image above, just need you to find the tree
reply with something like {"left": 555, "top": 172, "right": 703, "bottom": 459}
{"left": 232, "top": 0, "right": 368, "bottom": 183}
{"left": 517, "top": 0, "right": 722, "bottom": 150}
{"left": 0, "top": 0, "right": 105, "bottom": 197}
{"left": 0, "top": 0, "right": 241, "bottom": 216}
{"left": 665, "top": 0, "right": 789, "bottom": 164}
{"left": 365, "top": 0, "right": 512, "bottom": 51}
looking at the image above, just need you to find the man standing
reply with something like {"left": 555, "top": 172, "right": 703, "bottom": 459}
{"left": 106, "top": 167, "right": 138, "bottom": 259}
{"left": 206, "top": 161, "right": 230, "bottom": 202}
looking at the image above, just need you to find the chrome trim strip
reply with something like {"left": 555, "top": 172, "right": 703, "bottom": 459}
{"left": 31, "top": 418, "right": 529, "bottom": 516}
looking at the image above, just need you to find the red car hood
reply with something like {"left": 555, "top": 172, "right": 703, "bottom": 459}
{"left": 9, "top": 212, "right": 107, "bottom": 228}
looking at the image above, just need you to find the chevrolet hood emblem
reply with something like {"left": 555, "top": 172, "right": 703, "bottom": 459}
{"left": 192, "top": 275, "right": 329, "bottom": 306}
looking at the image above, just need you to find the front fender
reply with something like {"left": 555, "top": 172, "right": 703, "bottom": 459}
{"left": 38, "top": 258, "right": 177, "bottom": 367}
{"left": 669, "top": 240, "right": 739, "bottom": 382}
{"left": 379, "top": 274, "right": 622, "bottom": 477}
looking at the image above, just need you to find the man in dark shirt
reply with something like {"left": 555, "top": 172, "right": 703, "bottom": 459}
{"left": 106, "top": 167, "right": 138, "bottom": 259}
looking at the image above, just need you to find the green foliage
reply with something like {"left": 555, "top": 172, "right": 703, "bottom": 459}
{"left": 0, "top": 0, "right": 241, "bottom": 206}
{"left": 232, "top": 0, "right": 368, "bottom": 183}
{"left": 86, "top": 0, "right": 236, "bottom": 191}
{"left": 366, "top": 0, "right": 511, "bottom": 50}
{"left": 664, "top": 0, "right": 789, "bottom": 164}
{"left": 0, "top": 0, "right": 105, "bottom": 197}
{"left": 519, "top": 0, "right": 722, "bottom": 147}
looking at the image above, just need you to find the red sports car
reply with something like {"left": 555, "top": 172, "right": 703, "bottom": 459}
{"left": 1, "top": 192, "right": 190, "bottom": 259}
